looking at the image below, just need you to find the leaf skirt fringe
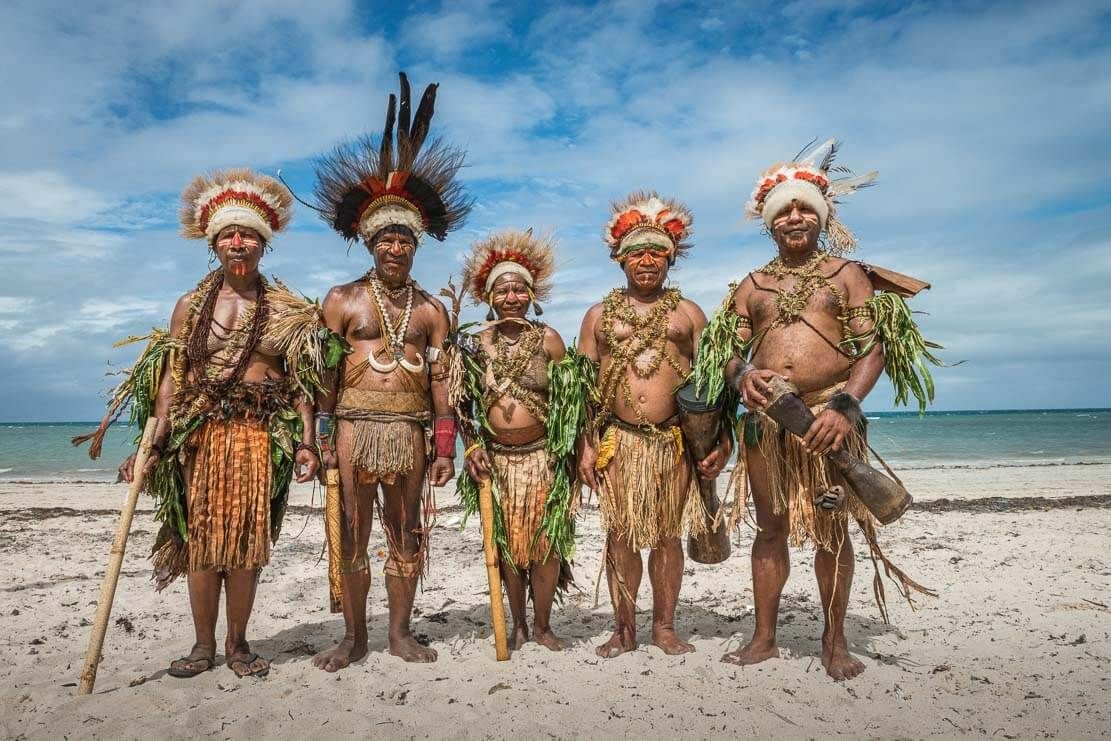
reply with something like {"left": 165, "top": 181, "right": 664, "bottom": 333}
{"left": 490, "top": 444, "right": 554, "bottom": 569}
{"left": 596, "top": 424, "right": 706, "bottom": 550}
{"left": 726, "top": 386, "right": 935, "bottom": 620}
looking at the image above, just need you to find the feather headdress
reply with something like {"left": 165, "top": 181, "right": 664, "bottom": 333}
{"left": 745, "top": 138, "right": 877, "bottom": 254}
{"left": 603, "top": 191, "right": 693, "bottom": 264}
{"left": 312, "top": 72, "right": 471, "bottom": 244}
{"left": 179, "top": 168, "right": 292, "bottom": 243}
{"left": 461, "top": 229, "right": 555, "bottom": 312}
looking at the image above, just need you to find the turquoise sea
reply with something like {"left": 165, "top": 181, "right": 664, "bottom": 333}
{"left": 1, "top": 410, "right": 1109, "bottom": 482}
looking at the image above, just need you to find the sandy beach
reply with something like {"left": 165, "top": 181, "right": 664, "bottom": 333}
{"left": 2, "top": 466, "right": 1109, "bottom": 739}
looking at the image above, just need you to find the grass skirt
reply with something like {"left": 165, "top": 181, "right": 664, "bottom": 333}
{"left": 729, "top": 385, "right": 935, "bottom": 619}
{"left": 596, "top": 422, "right": 705, "bottom": 550}
{"left": 490, "top": 442, "right": 553, "bottom": 569}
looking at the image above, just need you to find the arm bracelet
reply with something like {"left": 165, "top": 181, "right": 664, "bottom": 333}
{"left": 314, "top": 413, "right": 335, "bottom": 451}
{"left": 433, "top": 416, "right": 457, "bottom": 459}
{"left": 825, "top": 392, "right": 863, "bottom": 428}
{"left": 731, "top": 362, "right": 758, "bottom": 393}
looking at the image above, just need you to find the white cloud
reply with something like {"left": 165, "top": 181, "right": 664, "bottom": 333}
{"left": 0, "top": 297, "right": 25, "bottom": 314}
{"left": 400, "top": 0, "right": 509, "bottom": 59}
{"left": 0, "top": 171, "right": 115, "bottom": 224}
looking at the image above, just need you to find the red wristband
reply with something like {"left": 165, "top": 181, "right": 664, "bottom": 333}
{"left": 433, "top": 417, "right": 457, "bottom": 459}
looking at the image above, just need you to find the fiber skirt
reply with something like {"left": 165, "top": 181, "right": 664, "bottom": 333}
{"left": 186, "top": 417, "right": 272, "bottom": 572}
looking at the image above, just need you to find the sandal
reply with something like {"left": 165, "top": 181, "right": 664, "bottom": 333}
{"left": 226, "top": 652, "right": 270, "bottom": 678}
{"left": 167, "top": 654, "right": 215, "bottom": 678}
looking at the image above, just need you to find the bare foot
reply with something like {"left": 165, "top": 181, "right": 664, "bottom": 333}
{"left": 651, "top": 626, "right": 694, "bottom": 655}
{"left": 511, "top": 625, "right": 529, "bottom": 651}
{"left": 822, "top": 638, "right": 865, "bottom": 681}
{"left": 595, "top": 625, "right": 637, "bottom": 659}
{"left": 720, "top": 638, "right": 780, "bottom": 666}
{"left": 313, "top": 636, "right": 367, "bottom": 673}
{"left": 388, "top": 632, "right": 437, "bottom": 663}
{"left": 531, "top": 626, "right": 564, "bottom": 652}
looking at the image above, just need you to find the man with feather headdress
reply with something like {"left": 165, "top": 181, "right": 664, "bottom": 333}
{"left": 310, "top": 73, "right": 469, "bottom": 669}
{"left": 76, "top": 169, "right": 340, "bottom": 679}
{"left": 577, "top": 192, "right": 732, "bottom": 658}
{"left": 691, "top": 139, "right": 940, "bottom": 680}
{"left": 452, "top": 229, "right": 587, "bottom": 652}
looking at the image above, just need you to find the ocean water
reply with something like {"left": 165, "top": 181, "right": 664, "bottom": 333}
{"left": 1, "top": 410, "right": 1108, "bottom": 482}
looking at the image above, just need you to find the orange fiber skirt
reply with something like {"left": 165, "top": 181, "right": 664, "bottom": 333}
{"left": 186, "top": 417, "right": 272, "bottom": 572}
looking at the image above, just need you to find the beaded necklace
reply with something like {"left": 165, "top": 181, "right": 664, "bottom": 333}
{"left": 596, "top": 287, "right": 684, "bottom": 430}
{"left": 749, "top": 251, "right": 858, "bottom": 361}
{"left": 485, "top": 321, "right": 549, "bottom": 422}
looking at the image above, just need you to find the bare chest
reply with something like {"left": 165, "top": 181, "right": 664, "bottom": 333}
{"left": 347, "top": 293, "right": 428, "bottom": 346}
{"left": 749, "top": 275, "right": 846, "bottom": 328}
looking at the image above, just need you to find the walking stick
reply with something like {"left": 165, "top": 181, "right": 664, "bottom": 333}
{"left": 324, "top": 468, "right": 344, "bottom": 613}
{"left": 477, "top": 476, "right": 509, "bottom": 660}
{"left": 78, "top": 417, "right": 158, "bottom": 695}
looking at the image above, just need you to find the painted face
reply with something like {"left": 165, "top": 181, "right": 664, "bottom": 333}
{"left": 770, "top": 200, "right": 821, "bottom": 256}
{"left": 213, "top": 226, "right": 264, "bottom": 278}
{"left": 619, "top": 246, "right": 671, "bottom": 292}
{"left": 368, "top": 230, "right": 417, "bottom": 283}
{"left": 489, "top": 272, "right": 531, "bottom": 319}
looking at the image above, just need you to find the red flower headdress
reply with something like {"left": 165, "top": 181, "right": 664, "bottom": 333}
{"left": 461, "top": 229, "right": 555, "bottom": 312}
{"left": 745, "top": 138, "right": 877, "bottom": 254}
{"left": 603, "top": 191, "right": 693, "bottom": 264}
{"left": 180, "top": 169, "right": 292, "bottom": 243}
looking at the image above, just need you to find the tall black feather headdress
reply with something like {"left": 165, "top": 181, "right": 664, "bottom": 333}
{"left": 312, "top": 72, "right": 471, "bottom": 243}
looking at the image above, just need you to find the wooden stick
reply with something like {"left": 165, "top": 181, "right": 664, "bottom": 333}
{"left": 477, "top": 476, "right": 509, "bottom": 661}
{"left": 325, "top": 468, "right": 344, "bottom": 613}
{"left": 78, "top": 417, "right": 158, "bottom": 695}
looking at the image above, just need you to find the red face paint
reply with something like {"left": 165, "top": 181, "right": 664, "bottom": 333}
{"left": 231, "top": 262, "right": 248, "bottom": 278}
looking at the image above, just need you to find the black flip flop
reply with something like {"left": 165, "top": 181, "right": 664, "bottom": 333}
{"left": 167, "top": 655, "right": 215, "bottom": 678}
{"left": 226, "top": 652, "right": 270, "bottom": 678}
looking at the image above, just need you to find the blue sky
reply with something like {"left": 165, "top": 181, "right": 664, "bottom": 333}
{"left": 1, "top": 0, "right": 1109, "bottom": 421}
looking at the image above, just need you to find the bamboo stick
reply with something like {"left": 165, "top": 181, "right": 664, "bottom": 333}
{"left": 477, "top": 476, "right": 509, "bottom": 661}
{"left": 78, "top": 417, "right": 158, "bottom": 695}
{"left": 325, "top": 467, "right": 344, "bottom": 613}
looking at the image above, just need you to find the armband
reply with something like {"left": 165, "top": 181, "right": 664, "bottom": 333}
{"left": 825, "top": 392, "right": 863, "bottom": 428}
{"left": 425, "top": 346, "right": 444, "bottom": 363}
{"left": 314, "top": 413, "right": 335, "bottom": 451}
{"left": 433, "top": 416, "right": 457, "bottom": 459}
{"left": 731, "top": 362, "right": 758, "bottom": 393}
{"left": 843, "top": 306, "right": 873, "bottom": 325}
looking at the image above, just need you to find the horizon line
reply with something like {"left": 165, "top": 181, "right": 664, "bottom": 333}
{"left": 4, "top": 406, "right": 1110, "bottom": 425}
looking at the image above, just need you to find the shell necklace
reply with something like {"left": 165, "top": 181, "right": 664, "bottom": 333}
{"left": 366, "top": 271, "right": 424, "bottom": 374}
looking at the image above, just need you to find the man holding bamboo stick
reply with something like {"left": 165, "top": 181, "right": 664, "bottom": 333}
{"left": 453, "top": 229, "right": 586, "bottom": 652}
{"left": 77, "top": 168, "right": 333, "bottom": 679}
{"left": 702, "top": 139, "right": 939, "bottom": 679}
{"left": 577, "top": 192, "right": 731, "bottom": 658}
{"left": 309, "top": 73, "right": 468, "bottom": 670}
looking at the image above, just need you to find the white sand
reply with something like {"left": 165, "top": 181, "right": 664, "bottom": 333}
{"left": 1, "top": 468, "right": 1108, "bottom": 739}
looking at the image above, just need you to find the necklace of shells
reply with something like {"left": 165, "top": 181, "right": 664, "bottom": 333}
{"left": 366, "top": 273, "right": 424, "bottom": 374}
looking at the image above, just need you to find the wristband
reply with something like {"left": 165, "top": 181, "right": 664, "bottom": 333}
{"left": 825, "top": 392, "right": 863, "bottom": 428}
{"left": 733, "top": 362, "right": 758, "bottom": 393}
{"left": 296, "top": 442, "right": 317, "bottom": 456}
{"left": 314, "top": 413, "right": 335, "bottom": 451}
{"left": 433, "top": 417, "right": 457, "bottom": 459}
{"left": 463, "top": 442, "right": 483, "bottom": 458}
